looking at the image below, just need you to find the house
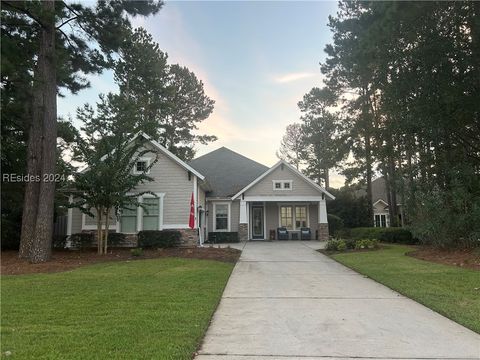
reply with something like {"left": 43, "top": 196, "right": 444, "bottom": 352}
{"left": 67, "top": 133, "right": 334, "bottom": 246}
{"left": 357, "top": 177, "right": 403, "bottom": 228}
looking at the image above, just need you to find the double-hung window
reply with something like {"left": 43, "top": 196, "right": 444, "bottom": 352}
{"left": 375, "top": 214, "right": 387, "bottom": 227}
{"left": 215, "top": 204, "right": 229, "bottom": 231}
{"left": 143, "top": 197, "right": 160, "bottom": 230}
{"left": 121, "top": 207, "right": 137, "bottom": 233}
{"left": 295, "top": 206, "right": 307, "bottom": 228}
{"left": 280, "top": 206, "right": 293, "bottom": 229}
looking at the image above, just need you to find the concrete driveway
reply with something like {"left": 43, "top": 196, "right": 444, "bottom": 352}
{"left": 196, "top": 241, "right": 480, "bottom": 360}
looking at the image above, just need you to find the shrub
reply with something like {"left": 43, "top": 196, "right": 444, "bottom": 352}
{"left": 325, "top": 239, "right": 339, "bottom": 251}
{"left": 207, "top": 232, "right": 239, "bottom": 243}
{"left": 69, "top": 232, "right": 94, "bottom": 250}
{"left": 345, "top": 238, "right": 356, "bottom": 250}
{"left": 138, "top": 230, "right": 181, "bottom": 248}
{"left": 107, "top": 232, "right": 126, "bottom": 247}
{"left": 52, "top": 235, "right": 68, "bottom": 249}
{"left": 355, "top": 239, "right": 379, "bottom": 250}
{"left": 348, "top": 227, "right": 416, "bottom": 244}
{"left": 327, "top": 214, "right": 344, "bottom": 236}
{"left": 337, "top": 239, "right": 347, "bottom": 251}
{"left": 131, "top": 248, "right": 143, "bottom": 257}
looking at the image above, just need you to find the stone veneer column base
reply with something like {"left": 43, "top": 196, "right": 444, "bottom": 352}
{"left": 238, "top": 223, "right": 248, "bottom": 242}
{"left": 317, "top": 223, "right": 329, "bottom": 241}
{"left": 178, "top": 229, "right": 199, "bottom": 247}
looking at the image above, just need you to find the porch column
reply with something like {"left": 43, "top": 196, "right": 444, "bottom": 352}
{"left": 239, "top": 200, "right": 248, "bottom": 242}
{"left": 317, "top": 198, "right": 329, "bottom": 241}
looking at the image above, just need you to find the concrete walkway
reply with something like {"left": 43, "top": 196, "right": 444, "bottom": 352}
{"left": 196, "top": 241, "right": 480, "bottom": 360}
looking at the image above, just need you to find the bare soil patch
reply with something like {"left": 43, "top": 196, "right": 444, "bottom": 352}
{"left": 408, "top": 247, "right": 480, "bottom": 270}
{"left": 1, "top": 246, "right": 241, "bottom": 276}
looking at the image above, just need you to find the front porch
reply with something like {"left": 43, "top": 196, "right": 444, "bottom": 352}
{"left": 238, "top": 196, "right": 329, "bottom": 241}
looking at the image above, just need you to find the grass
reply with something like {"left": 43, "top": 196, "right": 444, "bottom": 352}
{"left": 1, "top": 258, "right": 234, "bottom": 359}
{"left": 331, "top": 244, "right": 480, "bottom": 334}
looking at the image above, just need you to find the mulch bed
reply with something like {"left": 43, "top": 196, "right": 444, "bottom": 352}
{"left": 1, "top": 246, "right": 241, "bottom": 276}
{"left": 408, "top": 247, "right": 480, "bottom": 270}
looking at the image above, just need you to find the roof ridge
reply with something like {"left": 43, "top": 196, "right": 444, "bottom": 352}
{"left": 190, "top": 146, "right": 268, "bottom": 169}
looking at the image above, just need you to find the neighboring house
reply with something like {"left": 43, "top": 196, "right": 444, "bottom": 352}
{"left": 357, "top": 176, "right": 403, "bottom": 228}
{"left": 67, "top": 133, "right": 334, "bottom": 246}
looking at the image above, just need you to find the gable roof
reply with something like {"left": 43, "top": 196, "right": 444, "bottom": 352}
{"left": 189, "top": 147, "right": 268, "bottom": 197}
{"left": 83, "top": 132, "right": 205, "bottom": 180}
{"left": 231, "top": 160, "right": 335, "bottom": 200}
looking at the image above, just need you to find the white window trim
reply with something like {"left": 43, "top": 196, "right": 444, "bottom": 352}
{"left": 272, "top": 180, "right": 293, "bottom": 191}
{"left": 213, "top": 202, "right": 231, "bottom": 232}
{"left": 133, "top": 157, "right": 151, "bottom": 174}
{"left": 119, "top": 193, "right": 140, "bottom": 234}
{"left": 81, "top": 209, "right": 118, "bottom": 231}
{"left": 277, "top": 203, "right": 310, "bottom": 230}
{"left": 374, "top": 213, "right": 389, "bottom": 228}
{"left": 139, "top": 193, "right": 165, "bottom": 231}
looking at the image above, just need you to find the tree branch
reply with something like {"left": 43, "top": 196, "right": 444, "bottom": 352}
{"left": 56, "top": 16, "right": 77, "bottom": 29}
{"left": 1, "top": 1, "right": 46, "bottom": 29}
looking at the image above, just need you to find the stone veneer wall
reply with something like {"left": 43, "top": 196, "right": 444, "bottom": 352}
{"left": 238, "top": 223, "right": 248, "bottom": 241}
{"left": 317, "top": 223, "right": 329, "bottom": 241}
{"left": 80, "top": 229, "right": 198, "bottom": 247}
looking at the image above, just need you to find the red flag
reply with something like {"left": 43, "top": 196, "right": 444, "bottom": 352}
{"left": 188, "top": 192, "right": 195, "bottom": 229}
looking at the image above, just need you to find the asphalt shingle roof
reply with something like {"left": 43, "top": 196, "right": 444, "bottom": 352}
{"left": 189, "top": 147, "right": 269, "bottom": 197}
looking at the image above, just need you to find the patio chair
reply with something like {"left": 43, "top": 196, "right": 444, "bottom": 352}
{"left": 277, "top": 227, "right": 289, "bottom": 240}
{"left": 300, "top": 227, "right": 311, "bottom": 240}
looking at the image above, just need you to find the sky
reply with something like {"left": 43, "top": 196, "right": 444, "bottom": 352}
{"left": 58, "top": 1, "right": 345, "bottom": 187}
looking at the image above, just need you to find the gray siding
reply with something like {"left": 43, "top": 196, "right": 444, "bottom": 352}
{"left": 230, "top": 200, "right": 240, "bottom": 232}
{"left": 133, "top": 144, "right": 194, "bottom": 226}
{"left": 244, "top": 166, "right": 320, "bottom": 197}
{"left": 206, "top": 199, "right": 239, "bottom": 233}
{"left": 309, "top": 203, "right": 319, "bottom": 226}
{"left": 265, "top": 202, "right": 278, "bottom": 234}
{"left": 71, "top": 207, "right": 83, "bottom": 234}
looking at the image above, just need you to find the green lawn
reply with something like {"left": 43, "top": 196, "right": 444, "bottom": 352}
{"left": 1, "top": 258, "right": 234, "bottom": 359}
{"left": 332, "top": 245, "right": 480, "bottom": 334}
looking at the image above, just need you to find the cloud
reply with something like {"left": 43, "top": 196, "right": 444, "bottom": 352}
{"left": 273, "top": 72, "right": 317, "bottom": 84}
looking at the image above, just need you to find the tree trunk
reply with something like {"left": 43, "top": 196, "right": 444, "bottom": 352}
{"left": 324, "top": 168, "right": 330, "bottom": 189}
{"left": 104, "top": 208, "right": 110, "bottom": 255}
{"left": 365, "top": 135, "right": 374, "bottom": 226}
{"left": 96, "top": 208, "right": 103, "bottom": 254}
{"left": 21, "top": 1, "right": 57, "bottom": 263}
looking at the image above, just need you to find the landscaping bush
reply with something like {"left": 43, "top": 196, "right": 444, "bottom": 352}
{"left": 107, "top": 232, "right": 126, "bottom": 247}
{"left": 327, "top": 214, "right": 344, "bottom": 236}
{"left": 52, "top": 235, "right": 68, "bottom": 249}
{"left": 337, "top": 239, "right": 347, "bottom": 251}
{"left": 69, "top": 233, "right": 94, "bottom": 250}
{"left": 131, "top": 248, "right": 143, "bottom": 257}
{"left": 345, "top": 238, "right": 356, "bottom": 250}
{"left": 355, "top": 239, "right": 379, "bottom": 250}
{"left": 207, "top": 232, "right": 239, "bottom": 243}
{"left": 138, "top": 230, "right": 181, "bottom": 248}
{"left": 347, "top": 227, "right": 416, "bottom": 244}
{"left": 325, "top": 239, "right": 340, "bottom": 251}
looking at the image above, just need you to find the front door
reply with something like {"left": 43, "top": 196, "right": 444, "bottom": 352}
{"left": 251, "top": 206, "right": 264, "bottom": 240}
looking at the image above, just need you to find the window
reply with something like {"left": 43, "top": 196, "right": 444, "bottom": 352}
{"left": 215, "top": 204, "right": 229, "bottom": 231}
{"left": 295, "top": 206, "right": 307, "bottom": 228}
{"left": 280, "top": 206, "right": 293, "bottom": 229}
{"left": 121, "top": 207, "right": 137, "bottom": 233}
{"left": 143, "top": 197, "right": 160, "bottom": 230}
{"left": 134, "top": 158, "right": 150, "bottom": 174}
{"left": 273, "top": 180, "right": 293, "bottom": 190}
{"left": 375, "top": 214, "right": 387, "bottom": 228}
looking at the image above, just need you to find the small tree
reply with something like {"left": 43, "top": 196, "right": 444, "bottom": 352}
{"left": 71, "top": 133, "right": 158, "bottom": 254}
{"left": 276, "top": 123, "right": 305, "bottom": 170}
